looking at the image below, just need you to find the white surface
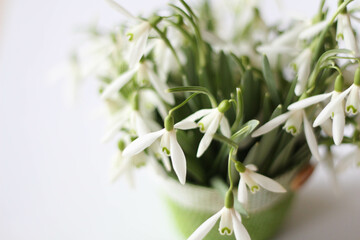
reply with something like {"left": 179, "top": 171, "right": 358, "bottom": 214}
{"left": 0, "top": 0, "right": 359, "bottom": 239}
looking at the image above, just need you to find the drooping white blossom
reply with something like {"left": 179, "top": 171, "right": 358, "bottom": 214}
{"left": 345, "top": 84, "right": 360, "bottom": 116}
{"left": 237, "top": 164, "right": 286, "bottom": 204}
{"left": 187, "top": 207, "right": 250, "bottom": 240}
{"left": 337, "top": 13, "right": 359, "bottom": 56}
{"left": 312, "top": 85, "right": 354, "bottom": 145}
{"left": 122, "top": 118, "right": 197, "bottom": 184}
{"left": 252, "top": 93, "right": 332, "bottom": 161}
{"left": 105, "top": 0, "right": 156, "bottom": 68}
{"left": 292, "top": 48, "right": 312, "bottom": 96}
{"left": 184, "top": 102, "right": 231, "bottom": 158}
{"left": 110, "top": 150, "right": 147, "bottom": 187}
{"left": 100, "top": 60, "right": 174, "bottom": 104}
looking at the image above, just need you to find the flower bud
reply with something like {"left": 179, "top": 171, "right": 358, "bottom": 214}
{"left": 354, "top": 67, "right": 360, "bottom": 86}
{"left": 334, "top": 74, "right": 344, "bottom": 92}
{"left": 218, "top": 100, "right": 231, "bottom": 113}
{"left": 224, "top": 190, "right": 234, "bottom": 208}
{"left": 164, "top": 115, "right": 174, "bottom": 131}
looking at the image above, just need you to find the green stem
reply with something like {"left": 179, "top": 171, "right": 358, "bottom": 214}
{"left": 168, "top": 93, "right": 199, "bottom": 115}
{"left": 227, "top": 148, "right": 235, "bottom": 191}
{"left": 213, "top": 134, "right": 239, "bottom": 149}
{"left": 168, "top": 86, "right": 217, "bottom": 107}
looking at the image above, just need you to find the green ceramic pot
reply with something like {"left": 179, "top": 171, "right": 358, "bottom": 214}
{"left": 164, "top": 192, "right": 294, "bottom": 240}
{"left": 158, "top": 167, "right": 304, "bottom": 240}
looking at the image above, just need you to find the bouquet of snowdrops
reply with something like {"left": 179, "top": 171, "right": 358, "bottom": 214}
{"left": 68, "top": 0, "right": 360, "bottom": 239}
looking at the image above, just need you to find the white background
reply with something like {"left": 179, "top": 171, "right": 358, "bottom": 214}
{"left": 0, "top": 0, "right": 360, "bottom": 239}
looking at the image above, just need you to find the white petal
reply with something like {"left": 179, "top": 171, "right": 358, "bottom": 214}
{"left": 219, "top": 208, "right": 233, "bottom": 235}
{"left": 174, "top": 120, "right": 198, "bottom": 130}
{"left": 345, "top": 85, "right": 360, "bottom": 115}
{"left": 256, "top": 45, "right": 295, "bottom": 55}
{"left": 288, "top": 92, "right": 333, "bottom": 110}
{"left": 161, "top": 154, "right": 171, "bottom": 172}
{"left": 332, "top": 106, "right": 345, "bottom": 145}
{"left": 294, "top": 49, "right": 312, "bottom": 96}
{"left": 249, "top": 172, "right": 286, "bottom": 193}
{"left": 187, "top": 209, "right": 223, "bottom": 240}
{"left": 140, "top": 89, "right": 168, "bottom": 119}
{"left": 133, "top": 111, "right": 150, "bottom": 136}
{"left": 122, "top": 129, "right": 165, "bottom": 157}
{"left": 313, "top": 86, "right": 353, "bottom": 127}
{"left": 232, "top": 210, "right": 251, "bottom": 240}
{"left": 160, "top": 131, "right": 171, "bottom": 156}
{"left": 344, "top": 26, "right": 358, "bottom": 55}
{"left": 127, "top": 28, "right": 150, "bottom": 68}
{"left": 110, "top": 152, "right": 128, "bottom": 183}
{"left": 220, "top": 117, "right": 231, "bottom": 138}
{"left": 170, "top": 131, "right": 187, "bottom": 184}
{"left": 101, "top": 119, "right": 126, "bottom": 143}
{"left": 337, "top": 14, "right": 345, "bottom": 40}
{"left": 273, "top": 24, "right": 305, "bottom": 46}
{"left": 198, "top": 111, "right": 217, "bottom": 133}
{"left": 245, "top": 164, "right": 258, "bottom": 171}
{"left": 101, "top": 67, "right": 138, "bottom": 99}
{"left": 303, "top": 115, "right": 321, "bottom": 161}
{"left": 196, "top": 113, "right": 222, "bottom": 157}
{"left": 251, "top": 112, "right": 292, "bottom": 137}
{"left": 320, "top": 118, "right": 333, "bottom": 137}
{"left": 182, "top": 109, "right": 213, "bottom": 122}
{"left": 105, "top": 0, "right": 138, "bottom": 21}
{"left": 147, "top": 66, "right": 175, "bottom": 105}
{"left": 237, "top": 178, "right": 248, "bottom": 204}
{"left": 283, "top": 111, "right": 303, "bottom": 135}
{"left": 299, "top": 20, "right": 328, "bottom": 40}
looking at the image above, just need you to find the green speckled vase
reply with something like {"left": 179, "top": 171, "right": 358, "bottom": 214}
{"left": 165, "top": 193, "right": 294, "bottom": 240}
{"left": 158, "top": 168, "right": 303, "bottom": 240}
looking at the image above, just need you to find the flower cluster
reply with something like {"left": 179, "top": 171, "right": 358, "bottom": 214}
{"left": 67, "top": 0, "right": 360, "bottom": 239}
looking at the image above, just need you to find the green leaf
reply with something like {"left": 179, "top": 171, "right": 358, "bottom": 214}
{"left": 217, "top": 51, "right": 234, "bottom": 99}
{"left": 210, "top": 178, "right": 249, "bottom": 217}
{"left": 284, "top": 77, "right": 297, "bottom": 109}
{"left": 213, "top": 134, "right": 239, "bottom": 149}
{"left": 242, "top": 69, "right": 261, "bottom": 120}
{"left": 251, "top": 105, "right": 283, "bottom": 173}
{"left": 243, "top": 142, "right": 259, "bottom": 165}
{"left": 231, "top": 120, "right": 259, "bottom": 143}
{"left": 268, "top": 137, "right": 297, "bottom": 177}
{"left": 231, "top": 88, "right": 244, "bottom": 131}
{"left": 262, "top": 55, "right": 281, "bottom": 105}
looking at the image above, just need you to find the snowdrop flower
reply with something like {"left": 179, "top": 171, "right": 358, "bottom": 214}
{"left": 101, "top": 92, "right": 165, "bottom": 143}
{"left": 100, "top": 60, "right": 174, "bottom": 104}
{"left": 252, "top": 94, "right": 332, "bottom": 161}
{"left": 337, "top": 13, "right": 359, "bottom": 56}
{"left": 105, "top": 0, "right": 162, "bottom": 68}
{"left": 153, "top": 38, "right": 178, "bottom": 80}
{"left": 236, "top": 164, "right": 286, "bottom": 205}
{"left": 184, "top": 100, "right": 232, "bottom": 158}
{"left": 122, "top": 115, "right": 197, "bottom": 184}
{"left": 292, "top": 48, "right": 312, "bottom": 96}
{"left": 110, "top": 143, "right": 147, "bottom": 187}
{"left": 312, "top": 75, "right": 353, "bottom": 145}
{"left": 188, "top": 191, "right": 250, "bottom": 240}
{"left": 345, "top": 68, "right": 360, "bottom": 116}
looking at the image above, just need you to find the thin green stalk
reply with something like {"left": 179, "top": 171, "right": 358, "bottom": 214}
{"left": 168, "top": 86, "right": 217, "bottom": 107}
{"left": 168, "top": 93, "right": 199, "bottom": 115}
